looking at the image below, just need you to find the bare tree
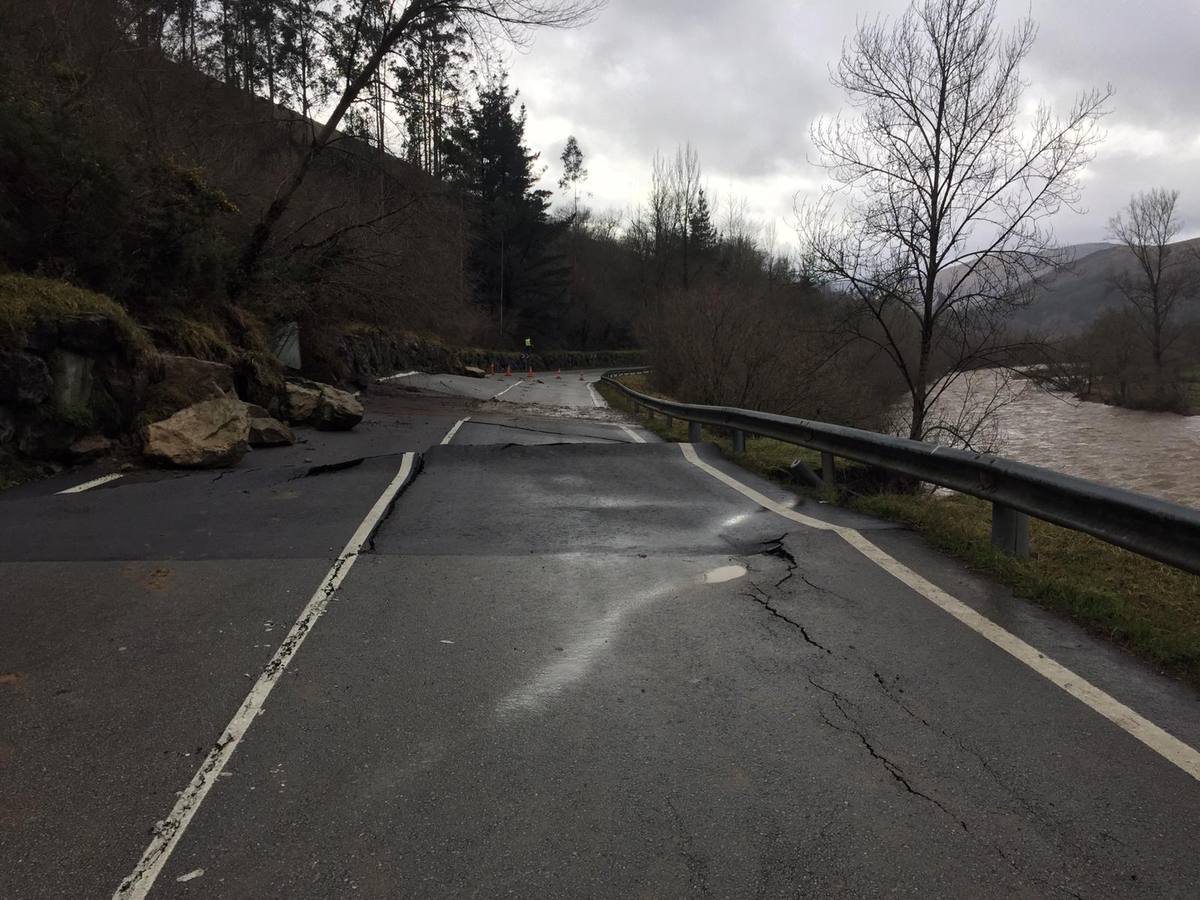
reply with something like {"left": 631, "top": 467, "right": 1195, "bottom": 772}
{"left": 797, "top": 0, "right": 1109, "bottom": 443}
{"left": 671, "top": 142, "right": 702, "bottom": 289}
{"left": 647, "top": 149, "right": 675, "bottom": 291}
{"left": 235, "top": 0, "right": 604, "bottom": 289}
{"left": 1107, "top": 188, "right": 1197, "bottom": 398}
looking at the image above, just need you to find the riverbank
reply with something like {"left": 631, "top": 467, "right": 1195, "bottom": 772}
{"left": 598, "top": 375, "right": 1200, "bottom": 688}
{"left": 1073, "top": 381, "right": 1200, "bottom": 416}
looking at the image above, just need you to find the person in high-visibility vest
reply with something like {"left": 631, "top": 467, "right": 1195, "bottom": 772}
{"left": 522, "top": 337, "right": 533, "bottom": 370}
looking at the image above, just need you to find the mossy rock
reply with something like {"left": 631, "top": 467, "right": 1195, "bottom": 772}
{"left": 0, "top": 274, "right": 154, "bottom": 364}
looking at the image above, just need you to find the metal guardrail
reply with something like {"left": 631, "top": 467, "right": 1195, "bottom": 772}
{"left": 601, "top": 368, "right": 1200, "bottom": 576}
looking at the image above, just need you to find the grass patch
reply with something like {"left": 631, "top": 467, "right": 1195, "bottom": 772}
{"left": 597, "top": 374, "right": 845, "bottom": 485}
{"left": 149, "top": 309, "right": 238, "bottom": 362}
{"left": 600, "top": 373, "right": 1200, "bottom": 687}
{"left": 0, "top": 273, "right": 154, "bottom": 361}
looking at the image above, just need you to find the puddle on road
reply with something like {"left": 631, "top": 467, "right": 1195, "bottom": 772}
{"left": 702, "top": 564, "right": 748, "bottom": 584}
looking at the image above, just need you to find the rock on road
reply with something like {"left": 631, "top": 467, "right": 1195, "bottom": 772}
{"left": 1, "top": 370, "right": 1198, "bottom": 899}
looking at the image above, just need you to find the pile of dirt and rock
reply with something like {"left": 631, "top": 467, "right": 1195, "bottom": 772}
{"left": 137, "top": 366, "right": 361, "bottom": 469}
{"left": 0, "top": 276, "right": 364, "bottom": 475}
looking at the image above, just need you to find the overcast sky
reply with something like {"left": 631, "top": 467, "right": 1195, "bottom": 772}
{"left": 504, "top": 0, "right": 1200, "bottom": 249}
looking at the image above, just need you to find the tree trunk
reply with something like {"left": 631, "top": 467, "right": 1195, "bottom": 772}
{"left": 233, "top": 12, "right": 418, "bottom": 292}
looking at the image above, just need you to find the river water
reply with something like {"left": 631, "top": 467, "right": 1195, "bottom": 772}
{"left": 929, "top": 372, "right": 1200, "bottom": 508}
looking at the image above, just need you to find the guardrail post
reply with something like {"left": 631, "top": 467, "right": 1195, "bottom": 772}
{"left": 732, "top": 429, "right": 746, "bottom": 454}
{"left": 688, "top": 421, "right": 701, "bottom": 442}
{"left": 821, "top": 452, "right": 836, "bottom": 490}
{"left": 990, "top": 503, "right": 1030, "bottom": 558}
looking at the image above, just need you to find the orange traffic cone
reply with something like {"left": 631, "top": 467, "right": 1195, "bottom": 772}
{"left": 487, "top": 363, "right": 495, "bottom": 377}
{"left": 505, "top": 365, "right": 512, "bottom": 377}
{"left": 527, "top": 367, "right": 535, "bottom": 379}
{"left": 555, "top": 369, "right": 562, "bottom": 380}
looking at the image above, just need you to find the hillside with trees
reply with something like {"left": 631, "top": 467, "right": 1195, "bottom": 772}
{"left": 0, "top": 0, "right": 625, "bottom": 364}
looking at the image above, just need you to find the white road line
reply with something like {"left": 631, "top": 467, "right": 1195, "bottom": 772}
{"left": 379, "top": 371, "right": 418, "bottom": 382}
{"left": 113, "top": 453, "right": 418, "bottom": 900}
{"left": 677, "top": 442, "right": 1200, "bottom": 784}
{"left": 493, "top": 382, "right": 521, "bottom": 400}
{"left": 57, "top": 473, "right": 124, "bottom": 494}
{"left": 586, "top": 382, "right": 605, "bottom": 408}
{"left": 440, "top": 417, "right": 470, "bottom": 445}
{"left": 619, "top": 425, "right": 646, "bottom": 443}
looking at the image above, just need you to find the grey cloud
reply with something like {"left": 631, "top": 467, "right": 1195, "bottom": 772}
{"left": 509, "top": 0, "right": 1200, "bottom": 242}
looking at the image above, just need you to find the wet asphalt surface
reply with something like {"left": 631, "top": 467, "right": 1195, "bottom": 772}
{"left": 1, "top": 373, "right": 1199, "bottom": 899}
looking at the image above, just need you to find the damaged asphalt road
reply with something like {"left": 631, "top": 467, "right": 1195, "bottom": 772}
{"left": 2, "top": 382, "right": 1200, "bottom": 899}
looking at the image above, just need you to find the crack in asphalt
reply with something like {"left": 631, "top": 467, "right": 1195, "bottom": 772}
{"left": 301, "top": 457, "right": 366, "bottom": 477}
{"left": 811, "top": 672, "right": 1084, "bottom": 899}
{"left": 364, "top": 455, "right": 424, "bottom": 554}
{"left": 808, "top": 674, "right": 969, "bottom": 832}
{"left": 664, "top": 794, "right": 711, "bottom": 896}
{"left": 759, "top": 536, "right": 798, "bottom": 588}
{"left": 116, "top": 453, "right": 426, "bottom": 897}
{"left": 757, "top": 535, "right": 858, "bottom": 603}
{"left": 866, "top": 667, "right": 1057, "bottom": 828}
{"left": 737, "top": 538, "right": 1097, "bottom": 900}
{"left": 742, "top": 582, "right": 832, "bottom": 654}
{"left": 795, "top": 571, "right": 857, "bottom": 604}
{"left": 466, "top": 420, "right": 627, "bottom": 443}
{"left": 871, "top": 671, "right": 934, "bottom": 729}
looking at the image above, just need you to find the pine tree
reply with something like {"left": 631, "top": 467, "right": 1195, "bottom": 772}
{"left": 689, "top": 187, "right": 718, "bottom": 258}
{"left": 444, "top": 76, "right": 565, "bottom": 338}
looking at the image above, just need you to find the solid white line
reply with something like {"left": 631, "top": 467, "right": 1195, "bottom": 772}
{"left": 113, "top": 452, "right": 418, "bottom": 900}
{"left": 493, "top": 382, "right": 521, "bottom": 399}
{"left": 619, "top": 425, "right": 646, "bottom": 443}
{"left": 57, "top": 473, "right": 124, "bottom": 494}
{"left": 586, "top": 382, "right": 605, "bottom": 408}
{"left": 379, "top": 371, "right": 418, "bottom": 382}
{"left": 677, "top": 442, "right": 1200, "bottom": 784}
{"left": 440, "top": 417, "right": 470, "bottom": 445}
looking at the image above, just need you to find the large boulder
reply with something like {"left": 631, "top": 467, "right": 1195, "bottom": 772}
{"left": 313, "top": 388, "right": 364, "bottom": 431}
{"left": 248, "top": 415, "right": 295, "bottom": 447}
{"left": 144, "top": 355, "right": 235, "bottom": 420}
{"left": 285, "top": 379, "right": 364, "bottom": 431}
{"left": 285, "top": 380, "right": 322, "bottom": 423}
{"left": 142, "top": 398, "right": 249, "bottom": 468}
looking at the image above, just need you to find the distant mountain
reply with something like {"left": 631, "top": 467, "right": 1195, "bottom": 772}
{"left": 1011, "top": 238, "right": 1200, "bottom": 336}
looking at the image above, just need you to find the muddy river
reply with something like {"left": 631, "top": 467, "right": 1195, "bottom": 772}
{"left": 929, "top": 372, "right": 1200, "bottom": 508}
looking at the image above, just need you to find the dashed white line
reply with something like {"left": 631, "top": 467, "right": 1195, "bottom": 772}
{"left": 113, "top": 452, "right": 419, "bottom": 899}
{"left": 678, "top": 442, "right": 1200, "bottom": 784}
{"left": 619, "top": 425, "right": 646, "bottom": 443}
{"left": 440, "top": 417, "right": 471, "bottom": 445}
{"left": 57, "top": 473, "right": 124, "bottom": 494}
